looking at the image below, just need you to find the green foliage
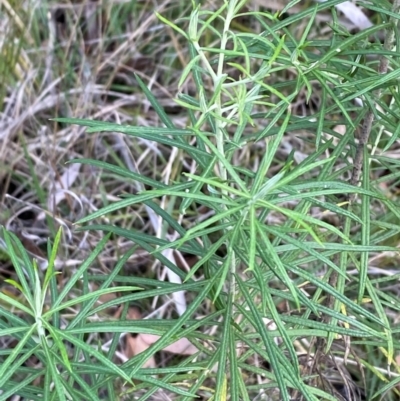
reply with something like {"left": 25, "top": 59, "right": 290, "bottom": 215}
{"left": 2, "top": 0, "right": 400, "bottom": 399}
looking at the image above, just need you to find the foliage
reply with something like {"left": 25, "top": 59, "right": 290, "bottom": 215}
{"left": 2, "top": 0, "right": 400, "bottom": 400}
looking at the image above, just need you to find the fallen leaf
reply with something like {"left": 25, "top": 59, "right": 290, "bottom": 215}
{"left": 139, "top": 333, "right": 198, "bottom": 356}
{"left": 122, "top": 307, "right": 198, "bottom": 367}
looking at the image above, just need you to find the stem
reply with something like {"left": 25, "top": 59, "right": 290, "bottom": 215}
{"left": 350, "top": 0, "right": 400, "bottom": 189}
{"left": 316, "top": 0, "right": 400, "bottom": 357}
{"left": 214, "top": 2, "right": 236, "bottom": 185}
